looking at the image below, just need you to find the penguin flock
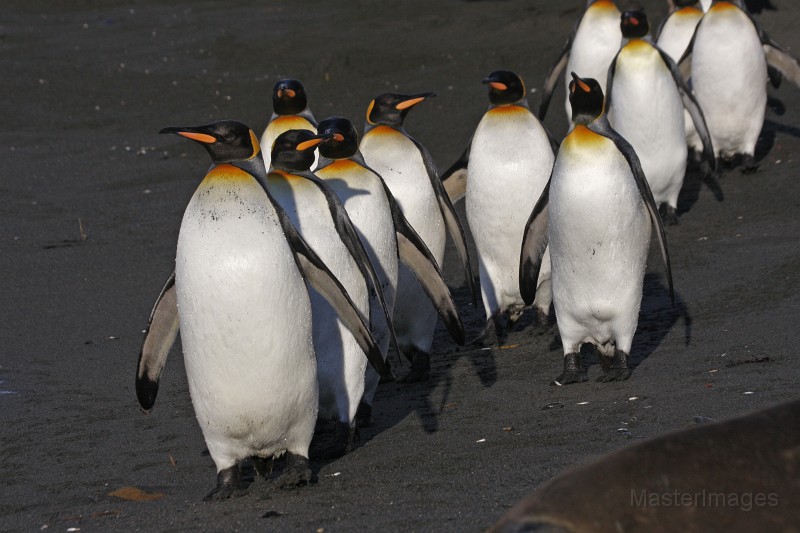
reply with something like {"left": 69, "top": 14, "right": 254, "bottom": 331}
{"left": 134, "top": 0, "right": 800, "bottom": 500}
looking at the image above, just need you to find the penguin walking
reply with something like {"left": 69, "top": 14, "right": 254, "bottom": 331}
{"left": 268, "top": 129, "right": 398, "bottom": 457}
{"left": 606, "top": 10, "right": 715, "bottom": 224}
{"left": 520, "top": 73, "right": 673, "bottom": 384}
{"left": 360, "top": 92, "right": 476, "bottom": 382}
{"left": 440, "top": 71, "right": 555, "bottom": 343}
{"left": 539, "top": 0, "right": 622, "bottom": 125}
{"left": 260, "top": 78, "right": 317, "bottom": 166}
{"left": 136, "top": 121, "right": 386, "bottom": 499}
{"left": 314, "top": 116, "right": 465, "bottom": 425}
{"left": 684, "top": 0, "right": 800, "bottom": 171}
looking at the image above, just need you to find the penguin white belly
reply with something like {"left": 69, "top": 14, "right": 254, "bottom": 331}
{"left": 656, "top": 11, "right": 702, "bottom": 63}
{"left": 549, "top": 127, "right": 650, "bottom": 356}
{"left": 260, "top": 115, "right": 317, "bottom": 166}
{"left": 176, "top": 165, "right": 317, "bottom": 472}
{"left": 692, "top": 6, "right": 767, "bottom": 158}
{"left": 608, "top": 41, "right": 687, "bottom": 209}
{"left": 564, "top": 2, "right": 622, "bottom": 122}
{"left": 466, "top": 105, "right": 554, "bottom": 320}
{"left": 316, "top": 160, "right": 398, "bottom": 406}
{"left": 268, "top": 171, "right": 369, "bottom": 425}
{"left": 361, "top": 126, "right": 444, "bottom": 353}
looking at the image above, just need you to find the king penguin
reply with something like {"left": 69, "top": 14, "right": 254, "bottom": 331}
{"left": 520, "top": 73, "right": 673, "bottom": 384}
{"left": 136, "top": 120, "right": 386, "bottom": 499}
{"left": 259, "top": 78, "right": 317, "bottom": 166}
{"left": 267, "top": 128, "right": 398, "bottom": 457}
{"left": 606, "top": 10, "right": 715, "bottom": 224}
{"left": 684, "top": 0, "right": 800, "bottom": 171}
{"left": 539, "top": 0, "right": 622, "bottom": 125}
{"left": 440, "top": 71, "right": 555, "bottom": 343}
{"left": 360, "top": 92, "right": 476, "bottom": 382}
{"left": 315, "top": 116, "right": 465, "bottom": 425}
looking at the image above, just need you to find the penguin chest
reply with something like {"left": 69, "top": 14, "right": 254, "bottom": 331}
{"left": 361, "top": 126, "right": 444, "bottom": 259}
{"left": 567, "top": 2, "right": 622, "bottom": 93}
{"left": 316, "top": 161, "right": 398, "bottom": 302}
{"left": 267, "top": 171, "right": 367, "bottom": 307}
{"left": 550, "top": 126, "right": 650, "bottom": 300}
{"left": 656, "top": 9, "right": 703, "bottom": 62}
{"left": 467, "top": 106, "right": 554, "bottom": 266}
{"left": 176, "top": 166, "right": 315, "bottom": 440}
{"left": 692, "top": 5, "right": 767, "bottom": 147}
{"left": 608, "top": 41, "right": 686, "bottom": 184}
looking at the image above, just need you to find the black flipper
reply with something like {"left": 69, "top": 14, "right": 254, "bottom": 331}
{"left": 440, "top": 138, "right": 471, "bottom": 203}
{"left": 410, "top": 137, "right": 478, "bottom": 305}
{"left": 605, "top": 55, "right": 619, "bottom": 112}
{"left": 383, "top": 184, "right": 465, "bottom": 345}
{"left": 658, "top": 47, "right": 717, "bottom": 170}
{"left": 270, "top": 197, "right": 390, "bottom": 378}
{"left": 588, "top": 116, "right": 674, "bottom": 305}
{"left": 135, "top": 270, "right": 179, "bottom": 410}
{"left": 302, "top": 173, "right": 401, "bottom": 361}
{"left": 763, "top": 44, "right": 800, "bottom": 88}
{"left": 519, "top": 179, "right": 551, "bottom": 306}
{"left": 540, "top": 32, "right": 575, "bottom": 120}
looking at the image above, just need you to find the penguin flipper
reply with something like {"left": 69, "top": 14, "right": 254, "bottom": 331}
{"left": 441, "top": 139, "right": 472, "bottom": 204}
{"left": 658, "top": 48, "right": 717, "bottom": 170}
{"left": 519, "top": 179, "right": 551, "bottom": 307}
{"left": 764, "top": 44, "right": 800, "bottom": 89}
{"left": 387, "top": 189, "right": 465, "bottom": 345}
{"left": 605, "top": 55, "right": 619, "bottom": 111}
{"left": 305, "top": 175, "right": 400, "bottom": 361}
{"left": 540, "top": 43, "right": 571, "bottom": 120}
{"left": 412, "top": 138, "right": 478, "bottom": 305}
{"left": 136, "top": 270, "right": 179, "bottom": 410}
{"left": 589, "top": 117, "right": 674, "bottom": 306}
{"left": 273, "top": 199, "right": 389, "bottom": 378}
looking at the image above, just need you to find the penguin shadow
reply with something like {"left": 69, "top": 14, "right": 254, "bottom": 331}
{"left": 677, "top": 164, "right": 724, "bottom": 218}
{"left": 757, "top": 117, "right": 800, "bottom": 163}
{"left": 628, "top": 273, "right": 691, "bottom": 371}
{"left": 356, "top": 280, "right": 500, "bottom": 444}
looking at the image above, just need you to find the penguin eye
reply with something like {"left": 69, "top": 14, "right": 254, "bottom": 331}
{"left": 223, "top": 131, "right": 236, "bottom": 142}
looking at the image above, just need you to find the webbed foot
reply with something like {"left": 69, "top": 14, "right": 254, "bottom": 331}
{"left": 276, "top": 453, "right": 312, "bottom": 490}
{"left": 203, "top": 465, "right": 249, "bottom": 501}
{"left": 596, "top": 349, "right": 632, "bottom": 382}
{"left": 400, "top": 350, "right": 430, "bottom": 383}
{"left": 551, "top": 352, "right": 587, "bottom": 386}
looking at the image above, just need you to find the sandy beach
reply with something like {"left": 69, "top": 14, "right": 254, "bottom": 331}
{"left": 2, "top": 0, "right": 799, "bottom": 530}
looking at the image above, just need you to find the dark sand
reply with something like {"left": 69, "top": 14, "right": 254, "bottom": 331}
{"left": 2, "top": 0, "right": 799, "bottom": 530}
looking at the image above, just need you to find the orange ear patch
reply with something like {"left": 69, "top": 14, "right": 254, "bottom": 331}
{"left": 249, "top": 130, "right": 261, "bottom": 158}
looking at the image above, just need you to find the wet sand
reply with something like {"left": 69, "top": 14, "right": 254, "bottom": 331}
{"left": 2, "top": 0, "right": 799, "bottom": 530}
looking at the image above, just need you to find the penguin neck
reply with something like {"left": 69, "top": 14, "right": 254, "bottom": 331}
{"left": 317, "top": 151, "right": 368, "bottom": 171}
{"left": 488, "top": 99, "right": 529, "bottom": 111}
{"left": 364, "top": 122, "right": 407, "bottom": 137}
{"left": 229, "top": 155, "right": 269, "bottom": 184}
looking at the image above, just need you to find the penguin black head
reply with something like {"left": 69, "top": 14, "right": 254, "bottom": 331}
{"left": 272, "top": 78, "right": 309, "bottom": 116}
{"left": 366, "top": 92, "right": 436, "bottom": 127}
{"left": 270, "top": 129, "right": 332, "bottom": 171}
{"left": 317, "top": 116, "right": 359, "bottom": 159}
{"left": 482, "top": 70, "right": 526, "bottom": 105}
{"left": 159, "top": 120, "right": 261, "bottom": 163}
{"left": 673, "top": 0, "right": 700, "bottom": 7}
{"left": 620, "top": 10, "right": 650, "bottom": 38}
{"left": 568, "top": 72, "right": 604, "bottom": 124}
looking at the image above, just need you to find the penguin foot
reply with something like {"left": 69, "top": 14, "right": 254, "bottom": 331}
{"left": 251, "top": 456, "right": 274, "bottom": 479}
{"left": 551, "top": 353, "right": 587, "bottom": 386}
{"left": 399, "top": 350, "right": 430, "bottom": 383}
{"left": 203, "top": 465, "right": 249, "bottom": 501}
{"left": 276, "top": 453, "right": 312, "bottom": 490}
{"left": 535, "top": 307, "right": 551, "bottom": 327}
{"left": 659, "top": 204, "right": 680, "bottom": 226}
{"left": 596, "top": 350, "right": 631, "bottom": 382}
{"left": 472, "top": 317, "right": 500, "bottom": 346}
{"left": 740, "top": 154, "right": 759, "bottom": 174}
{"left": 356, "top": 401, "right": 373, "bottom": 428}
{"left": 314, "top": 422, "right": 355, "bottom": 460}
